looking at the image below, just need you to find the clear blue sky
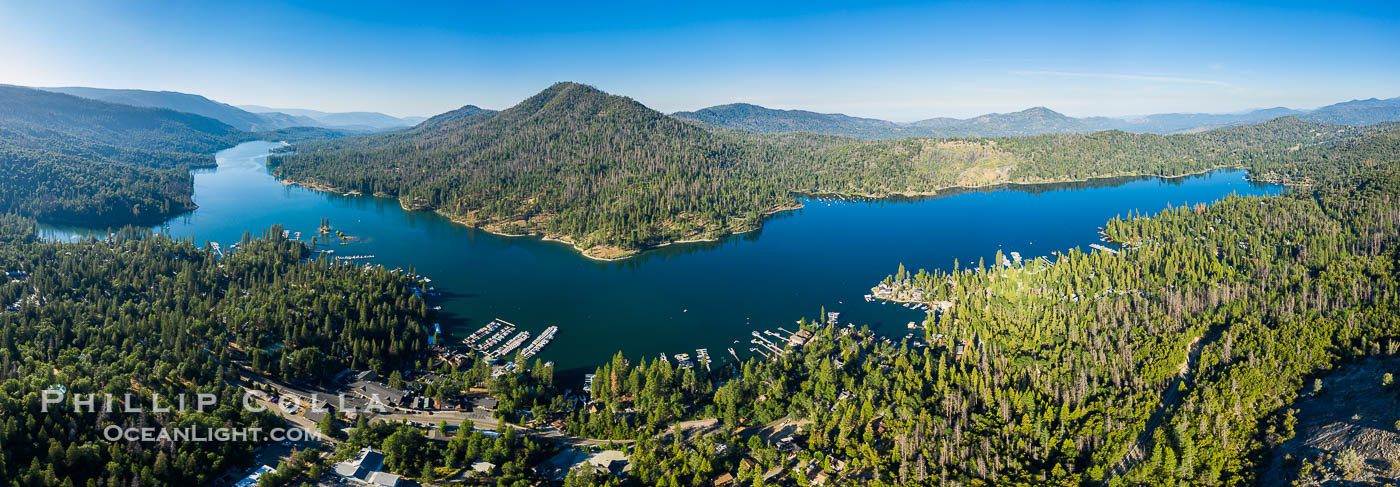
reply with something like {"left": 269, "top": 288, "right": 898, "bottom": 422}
{"left": 2, "top": 1, "right": 1397, "bottom": 120}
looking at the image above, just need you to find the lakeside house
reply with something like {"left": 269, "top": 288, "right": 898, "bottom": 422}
{"left": 788, "top": 329, "right": 814, "bottom": 347}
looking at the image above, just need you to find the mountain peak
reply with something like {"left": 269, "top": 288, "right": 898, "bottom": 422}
{"left": 1013, "top": 106, "right": 1070, "bottom": 119}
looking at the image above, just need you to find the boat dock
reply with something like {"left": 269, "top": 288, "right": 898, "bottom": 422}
{"left": 334, "top": 254, "right": 375, "bottom": 261}
{"left": 517, "top": 325, "right": 558, "bottom": 360}
{"left": 1089, "top": 243, "right": 1119, "bottom": 255}
{"left": 487, "top": 331, "right": 531, "bottom": 361}
{"left": 461, "top": 320, "right": 503, "bottom": 346}
{"left": 474, "top": 325, "right": 515, "bottom": 351}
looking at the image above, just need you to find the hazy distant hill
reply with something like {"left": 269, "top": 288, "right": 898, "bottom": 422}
{"left": 1301, "top": 97, "right": 1400, "bottom": 126}
{"left": 672, "top": 103, "right": 905, "bottom": 137}
{"left": 908, "top": 106, "right": 1118, "bottom": 136}
{"left": 0, "top": 85, "right": 250, "bottom": 224}
{"left": 672, "top": 101, "right": 1398, "bottom": 138}
{"left": 1115, "top": 107, "right": 1305, "bottom": 134}
{"left": 240, "top": 105, "right": 423, "bottom": 131}
{"left": 39, "top": 86, "right": 421, "bottom": 133}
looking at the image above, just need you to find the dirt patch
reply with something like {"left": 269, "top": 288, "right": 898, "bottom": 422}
{"left": 1264, "top": 358, "right": 1400, "bottom": 486}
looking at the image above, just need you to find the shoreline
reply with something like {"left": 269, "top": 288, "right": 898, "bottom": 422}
{"left": 275, "top": 164, "right": 1251, "bottom": 262}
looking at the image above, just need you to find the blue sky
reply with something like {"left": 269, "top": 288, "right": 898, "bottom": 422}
{"left": 2, "top": 1, "right": 1397, "bottom": 120}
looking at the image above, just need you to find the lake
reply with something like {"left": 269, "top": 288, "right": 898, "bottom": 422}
{"left": 41, "top": 141, "right": 1283, "bottom": 375}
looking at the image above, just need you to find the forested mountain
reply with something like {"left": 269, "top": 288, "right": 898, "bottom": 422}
{"left": 671, "top": 100, "right": 1400, "bottom": 138}
{"left": 271, "top": 82, "right": 1358, "bottom": 259}
{"left": 0, "top": 221, "right": 432, "bottom": 486}
{"left": 0, "top": 85, "right": 251, "bottom": 224}
{"left": 1302, "top": 96, "right": 1400, "bottom": 126}
{"left": 41, "top": 86, "right": 287, "bottom": 131}
{"left": 413, "top": 104, "right": 497, "bottom": 129}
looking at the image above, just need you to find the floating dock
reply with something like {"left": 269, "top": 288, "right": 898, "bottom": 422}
{"left": 475, "top": 325, "right": 515, "bottom": 351}
{"left": 334, "top": 254, "right": 375, "bottom": 261}
{"left": 462, "top": 320, "right": 502, "bottom": 346}
{"left": 487, "top": 331, "right": 531, "bottom": 360}
{"left": 517, "top": 325, "right": 558, "bottom": 360}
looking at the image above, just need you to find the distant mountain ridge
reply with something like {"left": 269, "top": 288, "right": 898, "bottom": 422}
{"left": 673, "top": 97, "right": 1399, "bottom": 138}
{"left": 0, "top": 85, "right": 251, "bottom": 224}
{"left": 239, "top": 105, "right": 424, "bottom": 131}
{"left": 39, "top": 86, "right": 420, "bottom": 133}
{"left": 42, "top": 86, "right": 283, "bottom": 132}
{"left": 1299, "top": 97, "right": 1400, "bottom": 126}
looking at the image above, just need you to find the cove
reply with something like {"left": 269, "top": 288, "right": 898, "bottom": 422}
{"left": 40, "top": 141, "right": 1283, "bottom": 375}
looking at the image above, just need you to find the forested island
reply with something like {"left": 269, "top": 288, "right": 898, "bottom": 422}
{"left": 270, "top": 82, "right": 1360, "bottom": 260}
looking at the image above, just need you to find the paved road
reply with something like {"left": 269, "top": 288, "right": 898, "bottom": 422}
{"left": 1102, "top": 330, "right": 1216, "bottom": 484}
{"left": 236, "top": 370, "right": 631, "bottom": 448}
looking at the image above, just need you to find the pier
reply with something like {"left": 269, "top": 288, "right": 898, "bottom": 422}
{"left": 486, "top": 331, "right": 531, "bottom": 361}
{"left": 475, "top": 325, "right": 515, "bottom": 351}
{"left": 334, "top": 254, "right": 375, "bottom": 261}
{"left": 517, "top": 325, "right": 558, "bottom": 360}
{"left": 462, "top": 320, "right": 503, "bottom": 346}
{"left": 1089, "top": 243, "right": 1119, "bottom": 255}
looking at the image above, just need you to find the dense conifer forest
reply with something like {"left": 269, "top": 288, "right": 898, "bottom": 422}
{"left": 0, "top": 220, "right": 431, "bottom": 486}
{"left": 0, "top": 86, "right": 356, "bottom": 227}
{"left": 0, "top": 86, "right": 251, "bottom": 225}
